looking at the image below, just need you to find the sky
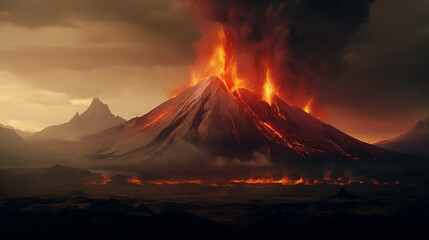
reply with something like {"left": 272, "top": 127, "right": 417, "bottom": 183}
{"left": 0, "top": 0, "right": 428, "bottom": 143}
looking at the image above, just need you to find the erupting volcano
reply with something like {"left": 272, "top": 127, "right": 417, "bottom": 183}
{"left": 85, "top": 24, "right": 385, "bottom": 172}
{"left": 86, "top": 74, "right": 384, "bottom": 171}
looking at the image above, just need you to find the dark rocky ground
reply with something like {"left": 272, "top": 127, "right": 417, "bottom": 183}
{"left": 1, "top": 191, "right": 428, "bottom": 239}
{"left": 0, "top": 165, "right": 428, "bottom": 239}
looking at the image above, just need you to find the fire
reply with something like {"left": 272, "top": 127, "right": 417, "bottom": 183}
{"left": 190, "top": 25, "right": 240, "bottom": 91}
{"left": 126, "top": 177, "right": 143, "bottom": 185}
{"left": 263, "top": 69, "right": 275, "bottom": 105}
{"left": 117, "top": 176, "right": 400, "bottom": 187}
{"left": 182, "top": 2, "right": 325, "bottom": 118}
{"left": 125, "top": 178, "right": 206, "bottom": 185}
{"left": 303, "top": 99, "right": 315, "bottom": 114}
{"left": 87, "top": 175, "right": 112, "bottom": 185}
{"left": 187, "top": 23, "right": 322, "bottom": 119}
{"left": 304, "top": 102, "right": 311, "bottom": 113}
{"left": 230, "top": 176, "right": 305, "bottom": 185}
{"left": 147, "top": 179, "right": 203, "bottom": 185}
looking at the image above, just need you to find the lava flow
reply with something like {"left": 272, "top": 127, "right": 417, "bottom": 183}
{"left": 87, "top": 175, "right": 112, "bottom": 185}
{"left": 111, "top": 176, "right": 403, "bottom": 187}
{"left": 263, "top": 69, "right": 275, "bottom": 106}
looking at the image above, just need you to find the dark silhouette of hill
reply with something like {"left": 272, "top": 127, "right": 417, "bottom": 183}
{"left": 377, "top": 117, "right": 429, "bottom": 157}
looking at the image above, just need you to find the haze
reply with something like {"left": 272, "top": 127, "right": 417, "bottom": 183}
{"left": 0, "top": 0, "right": 428, "bottom": 143}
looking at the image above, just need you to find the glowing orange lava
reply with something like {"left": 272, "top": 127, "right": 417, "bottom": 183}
{"left": 187, "top": 24, "right": 320, "bottom": 117}
{"left": 231, "top": 176, "right": 305, "bottom": 185}
{"left": 147, "top": 179, "right": 203, "bottom": 185}
{"left": 190, "top": 25, "right": 241, "bottom": 91}
{"left": 126, "top": 177, "right": 143, "bottom": 185}
{"left": 304, "top": 101, "right": 311, "bottom": 113}
{"left": 263, "top": 69, "right": 275, "bottom": 105}
{"left": 116, "top": 176, "right": 401, "bottom": 187}
{"left": 87, "top": 175, "right": 112, "bottom": 185}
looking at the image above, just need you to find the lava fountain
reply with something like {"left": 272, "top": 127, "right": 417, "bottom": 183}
{"left": 181, "top": 1, "right": 321, "bottom": 117}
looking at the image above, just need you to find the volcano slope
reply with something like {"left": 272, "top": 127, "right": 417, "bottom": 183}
{"left": 82, "top": 76, "right": 423, "bottom": 178}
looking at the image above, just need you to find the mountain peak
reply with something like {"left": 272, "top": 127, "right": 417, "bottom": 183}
{"left": 376, "top": 115, "right": 429, "bottom": 156}
{"left": 69, "top": 112, "right": 80, "bottom": 123}
{"left": 193, "top": 76, "right": 228, "bottom": 94}
{"left": 83, "top": 98, "right": 112, "bottom": 115}
{"left": 32, "top": 97, "right": 126, "bottom": 141}
{"left": 89, "top": 97, "right": 107, "bottom": 108}
{"left": 91, "top": 97, "right": 103, "bottom": 104}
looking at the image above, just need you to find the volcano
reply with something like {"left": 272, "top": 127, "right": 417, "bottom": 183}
{"left": 85, "top": 76, "right": 384, "bottom": 169}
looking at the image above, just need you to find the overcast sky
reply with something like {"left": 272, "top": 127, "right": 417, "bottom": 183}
{"left": 0, "top": 0, "right": 428, "bottom": 143}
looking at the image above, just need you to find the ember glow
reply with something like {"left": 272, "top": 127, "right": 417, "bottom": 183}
{"left": 116, "top": 176, "right": 401, "bottom": 187}
{"left": 126, "top": 177, "right": 142, "bottom": 185}
{"left": 231, "top": 176, "right": 304, "bottom": 185}
{"left": 148, "top": 179, "right": 203, "bottom": 185}
{"left": 304, "top": 100, "right": 312, "bottom": 114}
{"left": 190, "top": 25, "right": 240, "bottom": 91}
{"left": 183, "top": 3, "right": 320, "bottom": 117}
{"left": 263, "top": 69, "right": 275, "bottom": 106}
{"left": 87, "top": 175, "right": 112, "bottom": 185}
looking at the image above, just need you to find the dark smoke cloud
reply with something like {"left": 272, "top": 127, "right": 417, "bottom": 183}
{"left": 321, "top": 0, "right": 429, "bottom": 117}
{"left": 185, "top": 0, "right": 374, "bottom": 111}
{"left": 1, "top": 0, "right": 427, "bottom": 141}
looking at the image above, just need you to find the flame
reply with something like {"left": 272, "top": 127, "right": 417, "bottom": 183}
{"left": 147, "top": 179, "right": 203, "bottom": 185}
{"left": 117, "top": 176, "right": 399, "bottom": 186}
{"left": 87, "top": 175, "right": 112, "bottom": 185}
{"left": 263, "top": 69, "right": 275, "bottom": 105}
{"left": 231, "top": 176, "right": 305, "bottom": 185}
{"left": 190, "top": 25, "right": 240, "bottom": 91}
{"left": 126, "top": 177, "right": 143, "bottom": 185}
{"left": 182, "top": 2, "right": 326, "bottom": 117}
{"left": 304, "top": 101, "right": 311, "bottom": 113}
{"left": 186, "top": 23, "right": 327, "bottom": 120}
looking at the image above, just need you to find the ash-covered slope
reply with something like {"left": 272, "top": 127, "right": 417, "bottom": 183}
{"left": 85, "top": 76, "right": 383, "bottom": 166}
{"left": 32, "top": 98, "right": 126, "bottom": 141}
{"left": 376, "top": 117, "right": 429, "bottom": 157}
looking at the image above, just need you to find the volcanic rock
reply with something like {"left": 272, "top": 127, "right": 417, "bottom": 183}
{"left": 331, "top": 188, "right": 358, "bottom": 199}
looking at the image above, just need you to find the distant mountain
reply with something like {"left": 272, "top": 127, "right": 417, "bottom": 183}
{"left": 0, "top": 123, "right": 33, "bottom": 139}
{"left": 32, "top": 98, "right": 126, "bottom": 141}
{"left": 0, "top": 126, "right": 27, "bottom": 154}
{"left": 376, "top": 117, "right": 429, "bottom": 157}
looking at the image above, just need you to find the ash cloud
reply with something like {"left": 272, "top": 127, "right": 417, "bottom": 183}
{"left": 0, "top": 0, "right": 427, "bottom": 141}
{"left": 321, "top": 0, "right": 429, "bottom": 117}
{"left": 185, "top": 0, "right": 429, "bottom": 140}
{"left": 185, "top": 0, "right": 374, "bottom": 112}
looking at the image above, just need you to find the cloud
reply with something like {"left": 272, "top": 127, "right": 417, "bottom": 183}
{"left": 0, "top": 0, "right": 199, "bottom": 93}
{"left": 320, "top": 0, "right": 429, "bottom": 117}
{"left": 0, "top": 0, "right": 427, "bottom": 142}
{"left": 0, "top": 72, "right": 85, "bottom": 131}
{"left": 0, "top": 0, "right": 199, "bottom": 130}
